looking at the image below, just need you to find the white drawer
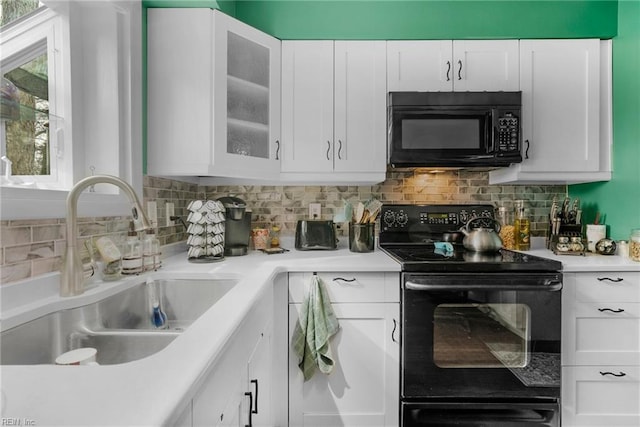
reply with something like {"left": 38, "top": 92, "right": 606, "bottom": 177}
{"left": 563, "top": 302, "right": 640, "bottom": 366}
{"left": 562, "top": 366, "right": 640, "bottom": 427}
{"left": 568, "top": 272, "right": 640, "bottom": 303}
{"left": 288, "top": 272, "right": 400, "bottom": 303}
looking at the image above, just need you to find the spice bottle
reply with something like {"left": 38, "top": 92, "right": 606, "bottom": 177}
{"left": 514, "top": 201, "right": 531, "bottom": 251}
{"left": 143, "top": 229, "right": 162, "bottom": 271}
{"left": 496, "top": 206, "right": 515, "bottom": 250}
{"left": 630, "top": 229, "right": 640, "bottom": 262}
{"left": 122, "top": 222, "right": 143, "bottom": 275}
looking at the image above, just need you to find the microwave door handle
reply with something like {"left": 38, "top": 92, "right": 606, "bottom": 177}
{"left": 488, "top": 110, "right": 497, "bottom": 153}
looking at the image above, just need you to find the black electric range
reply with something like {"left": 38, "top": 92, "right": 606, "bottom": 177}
{"left": 380, "top": 204, "right": 563, "bottom": 427}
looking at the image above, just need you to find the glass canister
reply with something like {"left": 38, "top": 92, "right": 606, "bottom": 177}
{"left": 630, "top": 229, "right": 640, "bottom": 262}
{"left": 513, "top": 201, "right": 531, "bottom": 251}
{"left": 495, "top": 206, "right": 515, "bottom": 250}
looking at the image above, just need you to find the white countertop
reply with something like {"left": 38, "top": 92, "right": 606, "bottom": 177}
{"left": 1, "top": 239, "right": 637, "bottom": 426}
{"left": 0, "top": 242, "right": 399, "bottom": 426}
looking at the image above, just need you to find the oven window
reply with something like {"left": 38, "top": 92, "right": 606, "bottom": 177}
{"left": 433, "top": 303, "right": 531, "bottom": 368}
{"left": 401, "top": 118, "right": 480, "bottom": 149}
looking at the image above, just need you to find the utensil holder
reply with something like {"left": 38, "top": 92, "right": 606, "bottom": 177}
{"left": 349, "top": 223, "right": 375, "bottom": 253}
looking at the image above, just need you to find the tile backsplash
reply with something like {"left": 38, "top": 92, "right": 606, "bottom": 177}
{"left": 0, "top": 171, "right": 565, "bottom": 285}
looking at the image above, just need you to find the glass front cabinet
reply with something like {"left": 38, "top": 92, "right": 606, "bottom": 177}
{"left": 147, "top": 9, "right": 281, "bottom": 180}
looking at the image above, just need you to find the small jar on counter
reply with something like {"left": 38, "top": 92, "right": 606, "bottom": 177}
{"left": 496, "top": 206, "right": 515, "bottom": 250}
{"left": 630, "top": 229, "right": 640, "bottom": 262}
{"left": 617, "top": 240, "right": 629, "bottom": 257}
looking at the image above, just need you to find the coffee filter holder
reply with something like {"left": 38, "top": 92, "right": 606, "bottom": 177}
{"left": 186, "top": 200, "right": 225, "bottom": 263}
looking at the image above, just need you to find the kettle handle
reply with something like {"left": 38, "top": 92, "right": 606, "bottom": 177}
{"left": 463, "top": 217, "right": 502, "bottom": 233}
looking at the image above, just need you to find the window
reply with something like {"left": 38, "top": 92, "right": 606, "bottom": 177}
{"left": 1, "top": 4, "right": 64, "bottom": 188}
{"left": 0, "top": 1, "right": 143, "bottom": 221}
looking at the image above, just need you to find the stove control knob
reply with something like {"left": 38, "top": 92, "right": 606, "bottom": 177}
{"left": 397, "top": 211, "right": 409, "bottom": 227}
{"left": 383, "top": 211, "right": 396, "bottom": 227}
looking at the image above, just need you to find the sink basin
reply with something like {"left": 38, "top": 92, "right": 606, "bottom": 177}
{"left": 0, "top": 278, "right": 237, "bottom": 365}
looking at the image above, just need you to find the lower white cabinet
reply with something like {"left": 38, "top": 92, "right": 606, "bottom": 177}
{"left": 562, "top": 366, "right": 640, "bottom": 427}
{"left": 191, "top": 287, "right": 273, "bottom": 427}
{"left": 562, "top": 271, "right": 640, "bottom": 426}
{"left": 287, "top": 272, "right": 400, "bottom": 427}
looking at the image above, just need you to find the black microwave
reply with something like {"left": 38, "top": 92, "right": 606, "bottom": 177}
{"left": 388, "top": 91, "right": 522, "bottom": 168}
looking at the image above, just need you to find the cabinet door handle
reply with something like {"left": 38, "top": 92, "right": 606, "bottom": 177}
{"left": 600, "top": 371, "right": 627, "bottom": 377}
{"left": 598, "top": 307, "right": 625, "bottom": 313}
{"left": 332, "top": 277, "right": 357, "bottom": 284}
{"left": 244, "top": 392, "right": 253, "bottom": 427}
{"left": 326, "top": 141, "right": 331, "bottom": 160}
{"left": 392, "top": 318, "right": 398, "bottom": 343}
{"left": 446, "top": 61, "right": 451, "bottom": 81}
{"left": 457, "top": 60, "right": 463, "bottom": 80}
{"left": 250, "top": 379, "right": 258, "bottom": 414}
{"left": 597, "top": 277, "right": 624, "bottom": 283}
{"left": 333, "top": 277, "right": 356, "bottom": 282}
{"left": 275, "top": 140, "right": 280, "bottom": 161}
{"left": 337, "top": 140, "right": 343, "bottom": 160}
{"left": 525, "top": 139, "right": 530, "bottom": 159}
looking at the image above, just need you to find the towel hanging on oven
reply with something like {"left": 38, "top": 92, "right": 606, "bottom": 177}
{"left": 291, "top": 274, "right": 340, "bottom": 381}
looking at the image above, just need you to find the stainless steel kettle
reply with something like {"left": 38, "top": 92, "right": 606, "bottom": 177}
{"left": 460, "top": 218, "right": 503, "bottom": 252}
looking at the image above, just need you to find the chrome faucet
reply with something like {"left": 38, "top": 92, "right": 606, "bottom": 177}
{"left": 61, "top": 175, "right": 152, "bottom": 297}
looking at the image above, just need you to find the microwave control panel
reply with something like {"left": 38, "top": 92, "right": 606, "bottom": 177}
{"left": 497, "top": 113, "right": 519, "bottom": 152}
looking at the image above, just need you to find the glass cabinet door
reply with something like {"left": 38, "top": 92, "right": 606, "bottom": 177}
{"left": 226, "top": 32, "right": 270, "bottom": 159}
{"left": 213, "top": 10, "right": 281, "bottom": 180}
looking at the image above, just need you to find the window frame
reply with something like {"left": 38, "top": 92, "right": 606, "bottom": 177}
{"left": 0, "top": 1, "right": 143, "bottom": 221}
{"left": 1, "top": 7, "right": 64, "bottom": 187}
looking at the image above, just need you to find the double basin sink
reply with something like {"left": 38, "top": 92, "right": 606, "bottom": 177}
{"left": 1, "top": 278, "right": 237, "bottom": 366}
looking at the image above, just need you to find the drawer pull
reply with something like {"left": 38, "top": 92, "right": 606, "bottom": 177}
{"left": 600, "top": 371, "right": 627, "bottom": 377}
{"left": 333, "top": 277, "right": 357, "bottom": 283}
{"left": 597, "top": 277, "right": 624, "bottom": 283}
{"left": 598, "top": 308, "right": 625, "bottom": 313}
{"left": 392, "top": 318, "right": 398, "bottom": 343}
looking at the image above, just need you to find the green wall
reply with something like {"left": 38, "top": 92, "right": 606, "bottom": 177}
{"left": 569, "top": 0, "right": 640, "bottom": 240}
{"left": 235, "top": 1, "right": 617, "bottom": 40}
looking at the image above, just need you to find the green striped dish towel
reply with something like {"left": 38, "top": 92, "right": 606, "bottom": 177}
{"left": 291, "top": 274, "right": 340, "bottom": 382}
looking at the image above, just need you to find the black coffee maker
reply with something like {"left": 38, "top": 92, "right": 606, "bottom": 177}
{"left": 217, "top": 196, "right": 251, "bottom": 256}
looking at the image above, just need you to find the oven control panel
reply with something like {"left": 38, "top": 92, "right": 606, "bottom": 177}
{"left": 380, "top": 204, "right": 495, "bottom": 231}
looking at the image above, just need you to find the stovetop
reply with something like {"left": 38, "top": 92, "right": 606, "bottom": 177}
{"left": 380, "top": 244, "right": 562, "bottom": 273}
{"left": 378, "top": 204, "right": 562, "bottom": 273}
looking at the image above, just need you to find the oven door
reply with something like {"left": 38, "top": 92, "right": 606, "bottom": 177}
{"left": 388, "top": 107, "right": 495, "bottom": 168}
{"left": 401, "top": 273, "right": 562, "bottom": 402}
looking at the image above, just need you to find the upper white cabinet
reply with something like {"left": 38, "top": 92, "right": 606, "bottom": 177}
{"left": 147, "top": 9, "right": 281, "bottom": 181}
{"left": 387, "top": 40, "right": 519, "bottom": 91}
{"left": 490, "top": 39, "right": 612, "bottom": 184}
{"left": 281, "top": 41, "right": 387, "bottom": 184}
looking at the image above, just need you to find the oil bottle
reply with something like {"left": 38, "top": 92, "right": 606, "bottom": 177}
{"left": 514, "top": 200, "right": 531, "bottom": 251}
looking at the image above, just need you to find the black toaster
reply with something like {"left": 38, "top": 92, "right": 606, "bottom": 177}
{"left": 294, "top": 220, "right": 337, "bottom": 250}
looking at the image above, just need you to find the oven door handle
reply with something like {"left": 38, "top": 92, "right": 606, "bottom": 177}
{"left": 405, "top": 279, "right": 562, "bottom": 292}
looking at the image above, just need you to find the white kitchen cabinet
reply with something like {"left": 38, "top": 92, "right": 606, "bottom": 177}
{"left": 281, "top": 41, "right": 387, "bottom": 184}
{"left": 147, "top": 8, "right": 281, "bottom": 181}
{"left": 387, "top": 40, "right": 519, "bottom": 91}
{"left": 191, "top": 287, "right": 273, "bottom": 427}
{"left": 562, "top": 271, "right": 640, "bottom": 427}
{"left": 287, "top": 272, "right": 400, "bottom": 426}
{"left": 490, "top": 39, "right": 612, "bottom": 184}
